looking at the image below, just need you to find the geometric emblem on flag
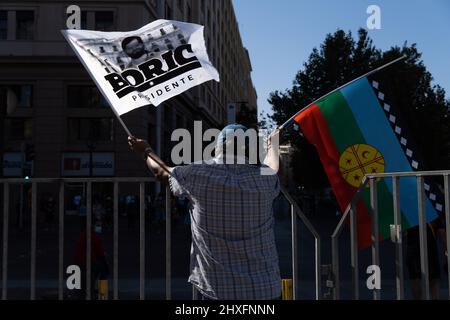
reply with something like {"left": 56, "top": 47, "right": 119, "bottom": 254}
{"left": 339, "top": 144, "right": 385, "bottom": 188}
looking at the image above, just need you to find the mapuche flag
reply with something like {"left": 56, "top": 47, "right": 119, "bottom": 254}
{"left": 292, "top": 74, "right": 443, "bottom": 248}
{"left": 62, "top": 19, "right": 219, "bottom": 115}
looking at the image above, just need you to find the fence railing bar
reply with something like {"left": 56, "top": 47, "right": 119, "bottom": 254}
{"left": 331, "top": 183, "right": 365, "bottom": 300}
{"left": 331, "top": 209, "right": 349, "bottom": 300}
{"left": 58, "top": 180, "right": 64, "bottom": 300}
{"left": 113, "top": 181, "right": 119, "bottom": 300}
{"left": 30, "top": 182, "right": 37, "bottom": 300}
{"left": 369, "top": 178, "right": 380, "bottom": 300}
{"left": 86, "top": 181, "right": 92, "bottom": 300}
{"left": 366, "top": 171, "right": 450, "bottom": 178}
{"left": 314, "top": 237, "right": 321, "bottom": 300}
{"left": 2, "top": 183, "right": 9, "bottom": 300}
{"left": 350, "top": 200, "right": 359, "bottom": 300}
{"left": 139, "top": 182, "right": 145, "bottom": 300}
{"left": 192, "top": 285, "right": 198, "bottom": 300}
{"left": 444, "top": 174, "right": 450, "bottom": 300}
{"left": 417, "top": 176, "right": 430, "bottom": 300}
{"left": 0, "top": 178, "right": 157, "bottom": 184}
{"left": 281, "top": 187, "right": 321, "bottom": 300}
{"left": 291, "top": 203, "right": 298, "bottom": 300}
{"left": 165, "top": 186, "right": 172, "bottom": 300}
{"left": 392, "top": 176, "right": 404, "bottom": 300}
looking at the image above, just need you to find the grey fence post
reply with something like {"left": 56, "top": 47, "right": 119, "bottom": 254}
{"left": 86, "top": 182, "right": 92, "bottom": 300}
{"left": 331, "top": 209, "right": 350, "bottom": 300}
{"left": 392, "top": 177, "right": 404, "bottom": 300}
{"left": 30, "top": 182, "right": 37, "bottom": 300}
{"left": 139, "top": 182, "right": 145, "bottom": 300}
{"left": 113, "top": 181, "right": 119, "bottom": 300}
{"left": 369, "top": 178, "right": 380, "bottom": 300}
{"left": 2, "top": 183, "right": 9, "bottom": 300}
{"left": 58, "top": 180, "right": 64, "bottom": 300}
{"left": 350, "top": 201, "right": 359, "bottom": 300}
{"left": 165, "top": 186, "right": 172, "bottom": 300}
{"left": 444, "top": 174, "right": 450, "bottom": 300}
{"left": 294, "top": 205, "right": 321, "bottom": 300}
{"left": 281, "top": 187, "right": 321, "bottom": 299}
{"left": 314, "top": 237, "right": 321, "bottom": 300}
{"left": 291, "top": 203, "right": 298, "bottom": 300}
{"left": 417, "top": 176, "right": 430, "bottom": 300}
{"left": 331, "top": 239, "right": 339, "bottom": 300}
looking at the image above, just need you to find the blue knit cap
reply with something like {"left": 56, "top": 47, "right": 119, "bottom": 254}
{"left": 217, "top": 123, "right": 248, "bottom": 143}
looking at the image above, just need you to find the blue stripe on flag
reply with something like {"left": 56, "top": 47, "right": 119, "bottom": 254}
{"left": 340, "top": 77, "right": 437, "bottom": 226}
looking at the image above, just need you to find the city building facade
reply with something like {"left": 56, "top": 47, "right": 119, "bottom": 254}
{"left": 0, "top": 0, "right": 257, "bottom": 178}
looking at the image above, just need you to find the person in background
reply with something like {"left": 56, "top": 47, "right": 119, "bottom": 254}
{"left": 73, "top": 218, "right": 109, "bottom": 300}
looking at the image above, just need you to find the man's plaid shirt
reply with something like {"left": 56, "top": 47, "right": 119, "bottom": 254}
{"left": 169, "top": 157, "right": 281, "bottom": 300}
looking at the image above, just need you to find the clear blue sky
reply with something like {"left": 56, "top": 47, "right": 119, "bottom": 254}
{"left": 232, "top": 0, "right": 450, "bottom": 120}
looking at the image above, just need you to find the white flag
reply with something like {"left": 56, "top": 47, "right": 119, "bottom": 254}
{"left": 62, "top": 19, "right": 220, "bottom": 115}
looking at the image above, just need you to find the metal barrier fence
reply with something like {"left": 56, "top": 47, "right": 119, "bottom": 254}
{"left": 331, "top": 170, "right": 450, "bottom": 300}
{"left": 281, "top": 186, "right": 321, "bottom": 300}
{"left": 0, "top": 177, "right": 321, "bottom": 300}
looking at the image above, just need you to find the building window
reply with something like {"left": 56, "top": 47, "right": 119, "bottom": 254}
{"left": 67, "top": 86, "right": 108, "bottom": 109}
{"left": 147, "top": 125, "right": 156, "bottom": 150}
{"left": 15, "top": 84, "right": 32, "bottom": 108}
{"left": 187, "top": 4, "right": 192, "bottom": 22}
{"left": 4, "top": 118, "right": 33, "bottom": 141}
{"left": 164, "top": 107, "right": 172, "bottom": 130}
{"left": 176, "top": 114, "right": 184, "bottom": 128}
{"left": 0, "top": 84, "right": 33, "bottom": 110}
{"left": 95, "top": 11, "right": 114, "bottom": 31}
{"left": 178, "top": 0, "right": 184, "bottom": 14}
{"left": 81, "top": 11, "right": 87, "bottom": 29}
{"left": 16, "top": 10, "right": 34, "bottom": 40}
{"left": 166, "top": 4, "right": 172, "bottom": 20}
{"left": 0, "top": 11, "right": 7, "bottom": 39}
{"left": 68, "top": 118, "right": 114, "bottom": 142}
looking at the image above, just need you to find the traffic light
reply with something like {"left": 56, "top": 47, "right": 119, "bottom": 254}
{"left": 25, "top": 143, "right": 35, "bottom": 162}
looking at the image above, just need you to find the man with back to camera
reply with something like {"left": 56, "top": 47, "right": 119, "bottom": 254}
{"left": 128, "top": 124, "right": 282, "bottom": 300}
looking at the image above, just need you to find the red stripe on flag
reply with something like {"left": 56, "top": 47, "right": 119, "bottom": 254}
{"left": 294, "top": 105, "right": 372, "bottom": 248}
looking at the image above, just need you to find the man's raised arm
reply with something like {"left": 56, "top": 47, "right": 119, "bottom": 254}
{"left": 264, "top": 128, "right": 288, "bottom": 185}
{"left": 128, "top": 136, "right": 172, "bottom": 184}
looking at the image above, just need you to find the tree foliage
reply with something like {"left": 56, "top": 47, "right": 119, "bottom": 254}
{"left": 268, "top": 29, "right": 450, "bottom": 190}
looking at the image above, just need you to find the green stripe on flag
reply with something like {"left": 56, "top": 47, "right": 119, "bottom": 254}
{"left": 361, "top": 180, "right": 411, "bottom": 239}
{"left": 316, "top": 91, "right": 365, "bottom": 153}
{"left": 317, "top": 90, "right": 412, "bottom": 238}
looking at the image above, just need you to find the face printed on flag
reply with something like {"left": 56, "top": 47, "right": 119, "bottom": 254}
{"left": 62, "top": 20, "right": 220, "bottom": 115}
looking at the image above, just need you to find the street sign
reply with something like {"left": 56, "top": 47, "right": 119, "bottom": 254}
{"left": 61, "top": 152, "right": 114, "bottom": 176}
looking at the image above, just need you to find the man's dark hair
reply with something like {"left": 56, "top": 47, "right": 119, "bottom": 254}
{"left": 121, "top": 36, "right": 145, "bottom": 59}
